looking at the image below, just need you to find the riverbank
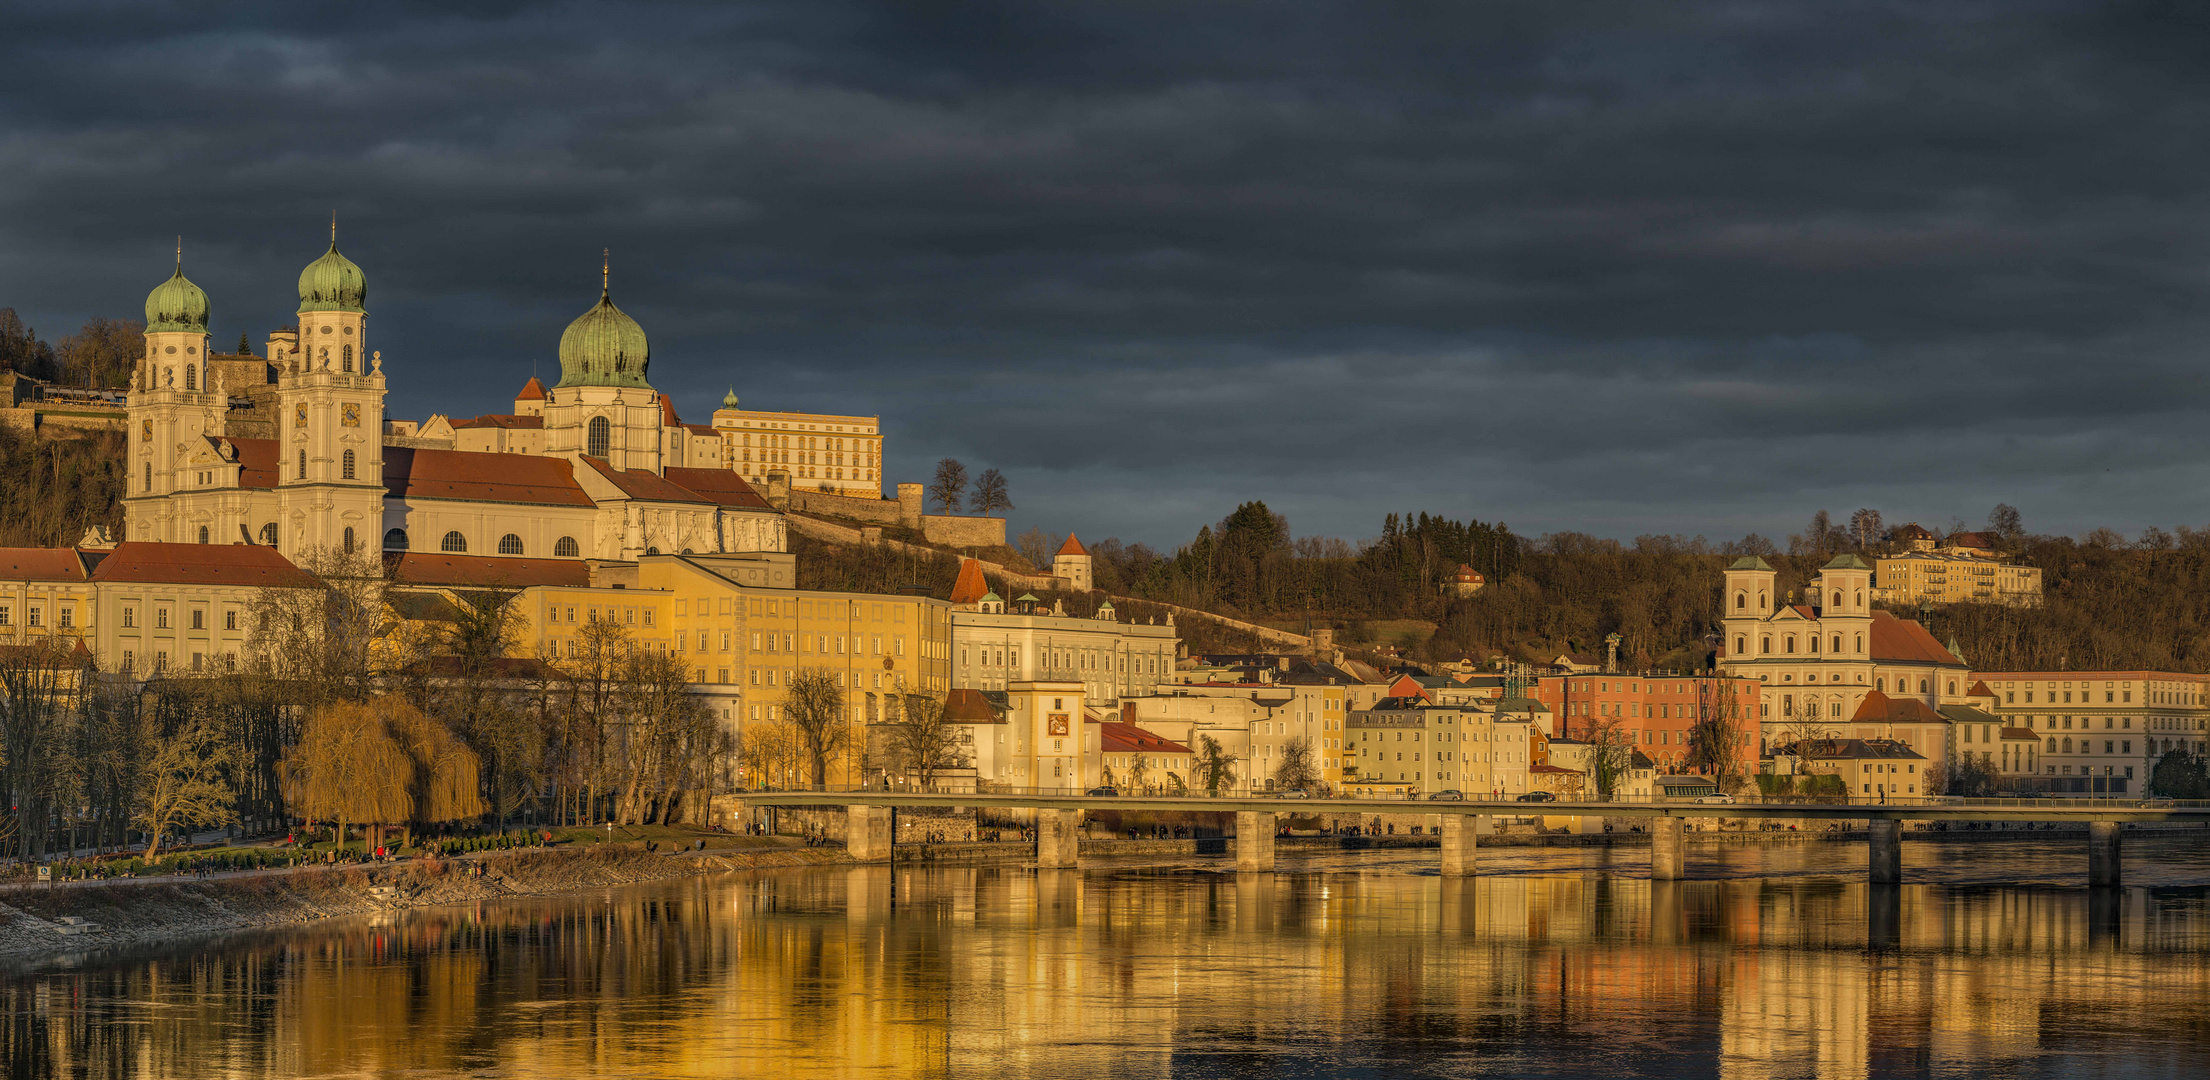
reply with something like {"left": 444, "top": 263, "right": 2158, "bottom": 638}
{"left": 0, "top": 839, "right": 852, "bottom": 961}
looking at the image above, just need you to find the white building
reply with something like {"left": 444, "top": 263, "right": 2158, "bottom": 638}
{"left": 946, "top": 560, "right": 1176, "bottom": 706}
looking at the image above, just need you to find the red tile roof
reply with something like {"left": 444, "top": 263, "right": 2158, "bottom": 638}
{"left": 384, "top": 553, "right": 592, "bottom": 589}
{"left": 1055, "top": 533, "right": 1089, "bottom": 557}
{"left": 944, "top": 688, "right": 1004, "bottom": 723}
{"left": 582, "top": 456, "right": 713, "bottom": 504}
{"left": 1847, "top": 689, "right": 1948, "bottom": 725}
{"left": 225, "top": 438, "right": 281, "bottom": 489}
{"left": 0, "top": 549, "right": 90, "bottom": 581}
{"left": 661, "top": 467, "right": 774, "bottom": 509}
{"left": 1098, "top": 720, "right": 1190, "bottom": 755}
{"left": 1967, "top": 680, "right": 1995, "bottom": 697}
{"left": 515, "top": 376, "right": 546, "bottom": 401}
{"left": 384, "top": 447, "right": 593, "bottom": 506}
{"left": 1869, "top": 610, "right": 1964, "bottom": 666}
{"left": 90, "top": 542, "right": 321, "bottom": 589}
{"left": 451, "top": 413, "right": 544, "bottom": 430}
{"left": 683, "top": 423, "right": 717, "bottom": 436}
{"left": 948, "top": 558, "right": 990, "bottom": 605}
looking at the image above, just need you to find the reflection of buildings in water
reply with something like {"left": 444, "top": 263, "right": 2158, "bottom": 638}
{"left": 5, "top": 866, "right": 2210, "bottom": 1078}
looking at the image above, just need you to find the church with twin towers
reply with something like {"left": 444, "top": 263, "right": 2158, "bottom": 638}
{"left": 120, "top": 227, "right": 898, "bottom": 566}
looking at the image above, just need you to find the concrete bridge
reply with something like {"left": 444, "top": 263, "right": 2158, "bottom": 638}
{"left": 738, "top": 792, "right": 2210, "bottom": 887}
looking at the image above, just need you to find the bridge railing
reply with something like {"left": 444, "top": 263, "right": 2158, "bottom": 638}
{"left": 731, "top": 785, "right": 2210, "bottom": 810}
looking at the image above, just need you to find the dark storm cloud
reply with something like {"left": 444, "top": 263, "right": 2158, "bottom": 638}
{"left": 5, "top": 0, "right": 2210, "bottom": 547}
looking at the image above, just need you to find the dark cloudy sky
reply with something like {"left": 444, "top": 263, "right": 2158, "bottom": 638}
{"left": 6, "top": 1, "right": 2210, "bottom": 550}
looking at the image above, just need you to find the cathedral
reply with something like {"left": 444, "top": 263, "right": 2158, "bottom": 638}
{"left": 124, "top": 233, "right": 787, "bottom": 563}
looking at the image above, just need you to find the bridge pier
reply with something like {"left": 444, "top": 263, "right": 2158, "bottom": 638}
{"left": 1650, "top": 816, "right": 1684, "bottom": 881}
{"left": 2089, "top": 820, "right": 2122, "bottom": 888}
{"left": 847, "top": 806, "right": 892, "bottom": 862}
{"left": 1037, "top": 808, "right": 1082, "bottom": 868}
{"left": 1440, "top": 814, "right": 1478, "bottom": 877}
{"left": 1236, "top": 811, "right": 1276, "bottom": 872}
{"left": 1869, "top": 819, "right": 1902, "bottom": 885}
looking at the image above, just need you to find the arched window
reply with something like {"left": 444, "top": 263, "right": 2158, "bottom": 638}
{"left": 441, "top": 531, "right": 468, "bottom": 553}
{"left": 184, "top": 364, "right": 197, "bottom": 390}
{"left": 384, "top": 528, "right": 408, "bottom": 550}
{"left": 1947, "top": 680, "right": 1957, "bottom": 696}
{"left": 342, "top": 344, "right": 354, "bottom": 371}
{"left": 1854, "top": 590, "right": 1863, "bottom": 608}
{"left": 341, "top": 449, "right": 356, "bottom": 479}
{"left": 587, "top": 416, "right": 611, "bottom": 458}
{"left": 1854, "top": 633, "right": 1864, "bottom": 654}
{"left": 1832, "top": 635, "right": 1842, "bottom": 654}
{"left": 259, "top": 523, "right": 277, "bottom": 546}
{"left": 554, "top": 536, "right": 580, "bottom": 558}
{"left": 1757, "top": 591, "right": 1767, "bottom": 610}
{"left": 1831, "top": 591, "right": 1841, "bottom": 608}
{"left": 1877, "top": 678, "right": 1885, "bottom": 692}
{"left": 342, "top": 526, "right": 355, "bottom": 554}
{"left": 645, "top": 546, "right": 659, "bottom": 555}
{"left": 1784, "top": 636, "right": 1795, "bottom": 653}
{"left": 1918, "top": 679, "right": 1929, "bottom": 694}
{"left": 197, "top": 525, "right": 209, "bottom": 544}
{"left": 1808, "top": 635, "right": 1818, "bottom": 653}
{"left": 498, "top": 533, "right": 523, "bottom": 555}
{"left": 1734, "top": 635, "right": 1746, "bottom": 655}
{"left": 1734, "top": 591, "right": 1746, "bottom": 610}
{"left": 1760, "top": 635, "right": 1771, "bottom": 655}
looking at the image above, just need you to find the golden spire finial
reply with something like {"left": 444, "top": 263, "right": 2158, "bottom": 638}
{"left": 175, "top": 235, "right": 181, "bottom": 269}
{"left": 602, "top": 247, "right": 610, "bottom": 293}
{"left": 331, "top": 211, "right": 337, "bottom": 245}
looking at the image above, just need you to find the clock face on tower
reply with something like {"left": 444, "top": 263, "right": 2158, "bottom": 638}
{"left": 343, "top": 404, "right": 359, "bottom": 427}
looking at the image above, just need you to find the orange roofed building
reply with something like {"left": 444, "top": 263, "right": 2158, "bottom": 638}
{"left": 0, "top": 541, "right": 322, "bottom": 677}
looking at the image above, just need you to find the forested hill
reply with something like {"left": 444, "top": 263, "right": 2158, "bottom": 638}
{"left": 1046, "top": 503, "right": 2210, "bottom": 676}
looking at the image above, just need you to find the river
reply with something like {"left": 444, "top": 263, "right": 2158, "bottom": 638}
{"left": 5, "top": 836, "right": 2210, "bottom": 1078}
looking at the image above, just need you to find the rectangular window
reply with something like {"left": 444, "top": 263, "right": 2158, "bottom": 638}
{"left": 191, "top": 652, "right": 203, "bottom": 671}
{"left": 751, "top": 632, "right": 760, "bottom": 651}
{"left": 224, "top": 610, "right": 238, "bottom": 631}
{"left": 27, "top": 607, "right": 40, "bottom": 627}
{"left": 122, "top": 606, "right": 135, "bottom": 628}
{"left": 191, "top": 610, "right": 204, "bottom": 630}
{"left": 643, "top": 610, "right": 654, "bottom": 627}
{"left": 121, "top": 651, "right": 134, "bottom": 674}
{"left": 58, "top": 607, "right": 72, "bottom": 629}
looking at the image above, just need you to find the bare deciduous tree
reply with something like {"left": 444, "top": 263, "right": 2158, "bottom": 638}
{"left": 135, "top": 719, "right": 237, "bottom": 861}
{"left": 971, "top": 468, "right": 1012, "bottom": 516}
{"left": 783, "top": 667, "right": 850, "bottom": 788}
{"left": 929, "top": 458, "right": 968, "bottom": 515}
{"left": 1272, "top": 736, "right": 1318, "bottom": 792}
{"left": 879, "top": 687, "right": 971, "bottom": 789}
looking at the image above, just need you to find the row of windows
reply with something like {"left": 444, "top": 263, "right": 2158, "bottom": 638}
{"left": 0, "top": 603, "right": 240, "bottom": 631}
{"left": 1736, "top": 632, "right": 1865, "bottom": 656}
{"left": 384, "top": 529, "right": 580, "bottom": 558}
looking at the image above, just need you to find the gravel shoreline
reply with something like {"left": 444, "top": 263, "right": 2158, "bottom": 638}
{"left": 0, "top": 841, "right": 852, "bottom": 962}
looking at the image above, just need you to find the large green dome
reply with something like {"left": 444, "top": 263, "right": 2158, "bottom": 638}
{"left": 144, "top": 265, "right": 209, "bottom": 334}
{"left": 556, "top": 287, "right": 652, "bottom": 389}
{"left": 298, "top": 241, "right": 366, "bottom": 312}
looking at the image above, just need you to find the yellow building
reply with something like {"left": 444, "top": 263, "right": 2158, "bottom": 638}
{"left": 1874, "top": 552, "right": 2042, "bottom": 607}
{"left": 713, "top": 390, "right": 883, "bottom": 497}
{"left": 0, "top": 542, "right": 323, "bottom": 677}
{"left": 393, "top": 550, "right": 952, "bottom": 787}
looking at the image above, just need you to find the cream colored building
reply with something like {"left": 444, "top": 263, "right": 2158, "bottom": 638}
{"left": 0, "top": 542, "right": 321, "bottom": 676}
{"left": 1874, "top": 552, "right": 2042, "bottom": 608}
{"left": 1720, "top": 555, "right": 1975, "bottom": 729}
{"left": 945, "top": 560, "right": 1175, "bottom": 706}
{"left": 124, "top": 237, "right": 788, "bottom": 565}
{"left": 1975, "top": 670, "right": 2210, "bottom": 796}
{"left": 713, "top": 391, "right": 883, "bottom": 497}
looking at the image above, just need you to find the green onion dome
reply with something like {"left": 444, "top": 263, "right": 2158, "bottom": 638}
{"left": 144, "top": 265, "right": 210, "bottom": 334}
{"left": 556, "top": 285, "right": 652, "bottom": 389}
{"left": 297, "top": 241, "right": 366, "bottom": 312}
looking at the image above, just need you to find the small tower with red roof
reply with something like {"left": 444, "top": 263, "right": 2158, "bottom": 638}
{"left": 513, "top": 376, "right": 546, "bottom": 417}
{"left": 1053, "top": 533, "right": 1093, "bottom": 591}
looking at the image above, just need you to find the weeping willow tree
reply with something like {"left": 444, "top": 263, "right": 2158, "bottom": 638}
{"left": 281, "top": 697, "right": 484, "bottom": 850}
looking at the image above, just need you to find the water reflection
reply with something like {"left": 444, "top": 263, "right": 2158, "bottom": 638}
{"left": 6, "top": 840, "right": 2210, "bottom": 1079}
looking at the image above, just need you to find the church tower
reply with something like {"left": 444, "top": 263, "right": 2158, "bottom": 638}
{"left": 543, "top": 253, "right": 666, "bottom": 475}
{"left": 271, "top": 223, "right": 385, "bottom": 558}
{"left": 124, "top": 243, "right": 220, "bottom": 541}
{"left": 1720, "top": 556, "right": 1776, "bottom": 666}
{"left": 1812, "top": 553, "right": 1875, "bottom": 664}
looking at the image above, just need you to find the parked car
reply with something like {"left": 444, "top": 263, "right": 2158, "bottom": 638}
{"left": 1428, "top": 790, "right": 1465, "bottom": 801}
{"left": 1515, "top": 791, "right": 1556, "bottom": 803}
{"left": 1085, "top": 786, "right": 1119, "bottom": 797}
{"left": 1696, "top": 793, "right": 1736, "bottom": 805}
{"left": 1275, "top": 789, "right": 1312, "bottom": 799}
